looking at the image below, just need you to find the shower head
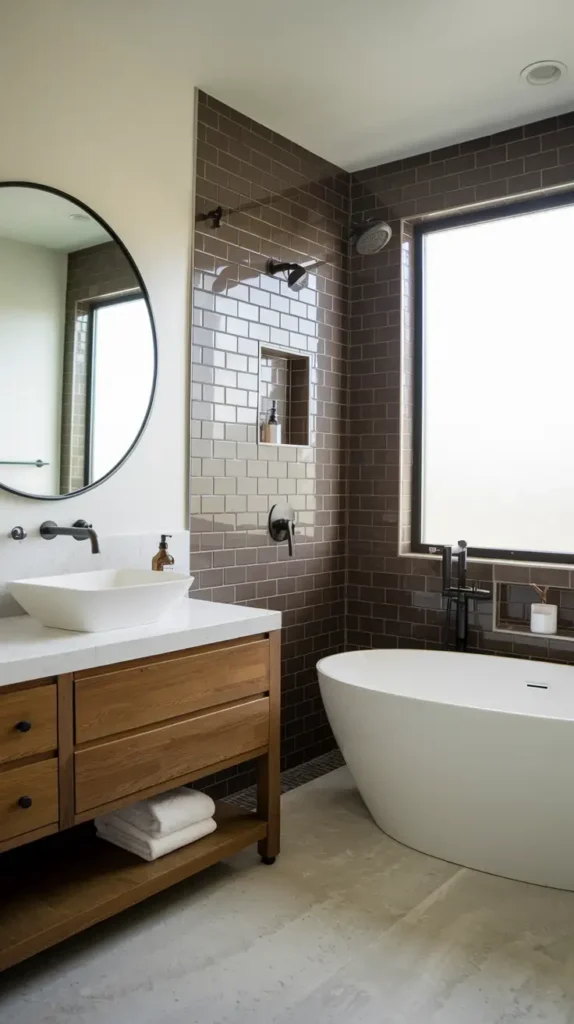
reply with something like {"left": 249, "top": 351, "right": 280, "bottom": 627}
{"left": 266, "top": 259, "right": 309, "bottom": 292}
{"left": 286, "top": 264, "right": 308, "bottom": 291}
{"left": 352, "top": 219, "right": 393, "bottom": 255}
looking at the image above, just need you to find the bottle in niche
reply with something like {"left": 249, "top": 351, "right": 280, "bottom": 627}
{"left": 264, "top": 400, "right": 282, "bottom": 444}
{"left": 152, "top": 534, "right": 175, "bottom": 572}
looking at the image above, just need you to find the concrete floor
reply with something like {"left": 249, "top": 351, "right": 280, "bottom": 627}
{"left": 2, "top": 767, "right": 574, "bottom": 1023}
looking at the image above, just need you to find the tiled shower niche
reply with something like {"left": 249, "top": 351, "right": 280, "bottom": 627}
{"left": 259, "top": 344, "right": 311, "bottom": 447}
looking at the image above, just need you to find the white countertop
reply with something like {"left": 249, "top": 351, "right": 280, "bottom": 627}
{"left": 0, "top": 600, "right": 281, "bottom": 688}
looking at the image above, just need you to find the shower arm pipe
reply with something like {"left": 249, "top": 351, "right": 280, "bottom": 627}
{"left": 197, "top": 198, "right": 342, "bottom": 265}
{"left": 198, "top": 184, "right": 316, "bottom": 223}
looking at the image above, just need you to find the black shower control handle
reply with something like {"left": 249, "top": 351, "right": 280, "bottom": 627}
{"left": 268, "top": 504, "right": 296, "bottom": 557}
{"left": 287, "top": 519, "right": 294, "bottom": 558}
{"left": 275, "top": 518, "right": 294, "bottom": 557}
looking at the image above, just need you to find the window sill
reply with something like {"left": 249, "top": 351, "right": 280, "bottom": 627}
{"left": 403, "top": 550, "right": 574, "bottom": 572}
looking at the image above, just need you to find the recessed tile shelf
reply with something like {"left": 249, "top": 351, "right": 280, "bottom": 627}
{"left": 258, "top": 343, "right": 311, "bottom": 448}
{"left": 259, "top": 442, "right": 304, "bottom": 449}
{"left": 495, "top": 627, "right": 574, "bottom": 643}
{"left": 493, "top": 580, "right": 574, "bottom": 643}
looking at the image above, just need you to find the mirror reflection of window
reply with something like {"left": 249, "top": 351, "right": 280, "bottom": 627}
{"left": 88, "top": 297, "right": 154, "bottom": 483}
{"left": 0, "top": 185, "right": 156, "bottom": 499}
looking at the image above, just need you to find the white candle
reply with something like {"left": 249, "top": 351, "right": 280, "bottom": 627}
{"left": 530, "top": 603, "right": 558, "bottom": 635}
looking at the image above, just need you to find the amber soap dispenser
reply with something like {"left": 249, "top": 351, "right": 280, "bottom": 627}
{"left": 152, "top": 534, "right": 175, "bottom": 571}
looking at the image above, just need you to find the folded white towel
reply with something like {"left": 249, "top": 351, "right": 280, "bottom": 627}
{"left": 96, "top": 815, "right": 217, "bottom": 862}
{"left": 105, "top": 787, "right": 216, "bottom": 837}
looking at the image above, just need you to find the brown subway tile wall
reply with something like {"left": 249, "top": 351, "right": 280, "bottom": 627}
{"left": 191, "top": 93, "right": 348, "bottom": 786}
{"left": 191, "top": 100, "right": 574, "bottom": 798}
{"left": 348, "top": 111, "right": 574, "bottom": 662}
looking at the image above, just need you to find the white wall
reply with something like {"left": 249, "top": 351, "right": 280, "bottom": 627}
{"left": 0, "top": 237, "right": 65, "bottom": 494}
{"left": 0, "top": 3, "right": 195, "bottom": 548}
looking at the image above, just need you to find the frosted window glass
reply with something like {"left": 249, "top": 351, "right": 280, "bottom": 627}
{"left": 420, "top": 203, "right": 574, "bottom": 556}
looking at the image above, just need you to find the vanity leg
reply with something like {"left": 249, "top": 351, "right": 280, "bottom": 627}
{"left": 57, "top": 673, "right": 75, "bottom": 830}
{"left": 257, "top": 630, "right": 281, "bottom": 863}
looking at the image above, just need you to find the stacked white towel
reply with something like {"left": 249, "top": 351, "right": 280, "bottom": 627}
{"left": 95, "top": 787, "right": 217, "bottom": 862}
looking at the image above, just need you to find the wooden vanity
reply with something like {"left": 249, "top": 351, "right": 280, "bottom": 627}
{"left": 0, "top": 625, "right": 280, "bottom": 971}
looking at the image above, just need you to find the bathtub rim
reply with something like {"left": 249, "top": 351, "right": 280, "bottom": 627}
{"left": 317, "top": 648, "right": 574, "bottom": 723}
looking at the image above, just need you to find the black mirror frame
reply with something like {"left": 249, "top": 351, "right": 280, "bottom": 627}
{"left": 0, "top": 180, "right": 158, "bottom": 501}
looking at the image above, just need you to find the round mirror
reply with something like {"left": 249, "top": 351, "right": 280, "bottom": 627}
{"left": 0, "top": 182, "right": 157, "bottom": 499}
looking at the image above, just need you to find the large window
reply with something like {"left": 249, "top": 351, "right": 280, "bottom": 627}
{"left": 413, "top": 191, "right": 574, "bottom": 564}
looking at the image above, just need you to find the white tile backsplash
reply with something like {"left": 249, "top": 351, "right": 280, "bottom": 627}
{"left": 0, "top": 529, "right": 190, "bottom": 617}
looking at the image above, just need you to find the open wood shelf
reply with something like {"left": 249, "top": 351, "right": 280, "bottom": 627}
{"left": 0, "top": 802, "right": 266, "bottom": 971}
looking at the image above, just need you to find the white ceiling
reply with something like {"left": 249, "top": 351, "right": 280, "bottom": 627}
{"left": 0, "top": 188, "right": 110, "bottom": 252}
{"left": 176, "top": 0, "right": 574, "bottom": 170}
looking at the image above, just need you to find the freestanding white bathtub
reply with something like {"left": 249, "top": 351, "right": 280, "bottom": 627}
{"left": 318, "top": 649, "right": 574, "bottom": 890}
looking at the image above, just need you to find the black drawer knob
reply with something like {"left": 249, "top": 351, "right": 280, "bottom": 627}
{"left": 15, "top": 720, "right": 31, "bottom": 733}
{"left": 18, "top": 795, "right": 32, "bottom": 809}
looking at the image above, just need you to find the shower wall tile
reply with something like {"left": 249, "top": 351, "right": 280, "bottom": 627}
{"left": 348, "top": 111, "right": 574, "bottom": 662}
{"left": 191, "top": 92, "right": 349, "bottom": 787}
{"left": 191, "top": 99, "right": 574, "bottom": 800}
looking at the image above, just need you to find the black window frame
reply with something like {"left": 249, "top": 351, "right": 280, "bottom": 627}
{"left": 412, "top": 188, "right": 574, "bottom": 566}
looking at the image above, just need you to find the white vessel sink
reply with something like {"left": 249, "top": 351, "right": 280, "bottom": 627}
{"left": 8, "top": 569, "right": 194, "bottom": 633}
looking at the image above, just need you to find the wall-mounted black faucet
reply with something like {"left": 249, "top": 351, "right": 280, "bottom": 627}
{"left": 40, "top": 519, "right": 100, "bottom": 555}
{"left": 441, "top": 540, "right": 491, "bottom": 651}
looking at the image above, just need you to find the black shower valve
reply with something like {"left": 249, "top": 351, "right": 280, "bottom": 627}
{"left": 268, "top": 503, "right": 296, "bottom": 557}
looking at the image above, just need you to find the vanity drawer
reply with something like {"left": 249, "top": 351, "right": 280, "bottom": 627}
{"left": 74, "top": 637, "right": 270, "bottom": 743}
{"left": 75, "top": 696, "right": 270, "bottom": 813}
{"left": 0, "top": 758, "right": 59, "bottom": 842}
{"left": 0, "top": 684, "right": 57, "bottom": 765}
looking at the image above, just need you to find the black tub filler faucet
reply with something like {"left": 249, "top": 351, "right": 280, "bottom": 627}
{"left": 439, "top": 540, "right": 491, "bottom": 651}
